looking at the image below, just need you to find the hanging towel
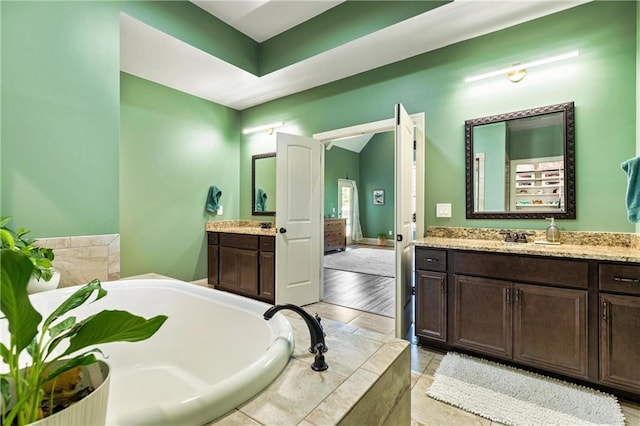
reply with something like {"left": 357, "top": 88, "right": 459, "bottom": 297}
{"left": 255, "top": 188, "right": 268, "bottom": 212}
{"left": 622, "top": 156, "right": 640, "bottom": 223}
{"left": 206, "top": 186, "right": 222, "bottom": 213}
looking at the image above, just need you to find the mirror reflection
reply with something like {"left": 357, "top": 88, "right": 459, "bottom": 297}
{"left": 465, "top": 102, "right": 575, "bottom": 219}
{"left": 252, "top": 152, "right": 276, "bottom": 216}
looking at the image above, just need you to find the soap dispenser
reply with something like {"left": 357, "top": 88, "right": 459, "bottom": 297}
{"left": 545, "top": 217, "right": 560, "bottom": 243}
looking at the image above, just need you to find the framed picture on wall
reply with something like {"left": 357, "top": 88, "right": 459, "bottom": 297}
{"left": 372, "top": 189, "right": 385, "bottom": 205}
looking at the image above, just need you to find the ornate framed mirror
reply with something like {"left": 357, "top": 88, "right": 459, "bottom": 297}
{"left": 465, "top": 102, "right": 575, "bottom": 219}
{"left": 252, "top": 152, "right": 276, "bottom": 216}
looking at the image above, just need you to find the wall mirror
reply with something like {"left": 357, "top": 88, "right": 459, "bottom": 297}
{"left": 465, "top": 101, "right": 575, "bottom": 219}
{"left": 252, "top": 152, "right": 276, "bottom": 216}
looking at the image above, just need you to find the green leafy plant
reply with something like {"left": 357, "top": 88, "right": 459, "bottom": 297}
{"left": 376, "top": 233, "right": 389, "bottom": 240}
{"left": 0, "top": 217, "right": 55, "bottom": 282}
{"left": 0, "top": 249, "right": 168, "bottom": 425}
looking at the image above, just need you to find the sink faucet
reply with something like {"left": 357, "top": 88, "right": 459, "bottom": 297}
{"left": 499, "top": 229, "right": 534, "bottom": 243}
{"left": 499, "top": 229, "right": 517, "bottom": 242}
{"left": 263, "top": 304, "right": 329, "bottom": 371}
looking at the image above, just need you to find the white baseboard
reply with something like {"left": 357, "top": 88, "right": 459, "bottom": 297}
{"left": 354, "top": 238, "right": 394, "bottom": 247}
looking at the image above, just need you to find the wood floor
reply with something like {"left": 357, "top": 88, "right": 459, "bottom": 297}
{"left": 322, "top": 267, "right": 395, "bottom": 318}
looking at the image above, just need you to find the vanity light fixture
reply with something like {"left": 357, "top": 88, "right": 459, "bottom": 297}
{"left": 464, "top": 50, "right": 580, "bottom": 83}
{"left": 507, "top": 66, "right": 526, "bottom": 83}
{"left": 242, "top": 121, "right": 285, "bottom": 135}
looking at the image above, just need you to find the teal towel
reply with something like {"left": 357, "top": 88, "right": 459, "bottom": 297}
{"left": 622, "top": 156, "right": 640, "bottom": 223}
{"left": 206, "top": 186, "right": 222, "bottom": 213}
{"left": 255, "top": 188, "right": 268, "bottom": 212}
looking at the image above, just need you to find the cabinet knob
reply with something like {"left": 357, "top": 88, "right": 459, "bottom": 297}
{"left": 279, "top": 227, "right": 287, "bottom": 234}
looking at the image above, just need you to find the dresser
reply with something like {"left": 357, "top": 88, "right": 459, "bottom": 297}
{"left": 324, "top": 218, "right": 346, "bottom": 253}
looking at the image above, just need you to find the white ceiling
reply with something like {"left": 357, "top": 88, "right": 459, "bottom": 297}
{"left": 120, "top": 1, "right": 589, "bottom": 111}
{"left": 190, "top": 0, "right": 345, "bottom": 42}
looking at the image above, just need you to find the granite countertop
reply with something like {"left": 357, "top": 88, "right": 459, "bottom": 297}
{"left": 414, "top": 237, "right": 640, "bottom": 263}
{"left": 206, "top": 220, "right": 277, "bottom": 236}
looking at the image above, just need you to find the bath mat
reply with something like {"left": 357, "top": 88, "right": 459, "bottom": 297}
{"left": 427, "top": 352, "right": 625, "bottom": 426}
{"left": 323, "top": 247, "right": 394, "bottom": 277}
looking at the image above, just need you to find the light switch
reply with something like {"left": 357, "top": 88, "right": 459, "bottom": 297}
{"left": 436, "top": 203, "right": 451, "bottom": 218}
{"left": 216, "top": 205, "right": 223, "bottom": 215}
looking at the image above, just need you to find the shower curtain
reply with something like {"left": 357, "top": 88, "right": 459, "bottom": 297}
{"left": 352, "top": 181, "right": 363, "bottom": 241}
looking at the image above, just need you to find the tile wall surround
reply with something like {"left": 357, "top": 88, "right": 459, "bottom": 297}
{"left": 426, "top": 226, "right": 638, "bottom": 248}
{"left": 34, "top": 234, "right": 120, "bottom": 287}
{"left": 214, "top": 311, "right": 410, "bottom": 425}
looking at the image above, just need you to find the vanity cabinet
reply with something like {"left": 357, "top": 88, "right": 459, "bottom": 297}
{"left": 599, "top": 263, "right": 640, "bottom": 394}
{"left": 451, "top": 274, "right": 588, "bottom": 379}
{"left": 452, "top": 251, "right": 589, "bottom": 379}
{"left": 207, "top": 232, "right": 275, "bottom": 304}
{"left": 415, "top": 248, "right": 447, "bottom": 342}
{"left": 415, "top": 244, "right": 640, "bottom": 398}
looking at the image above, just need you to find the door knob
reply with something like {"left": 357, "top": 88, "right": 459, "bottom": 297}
{"left": 279, "top": 227, "right": 287, "bottom": 234}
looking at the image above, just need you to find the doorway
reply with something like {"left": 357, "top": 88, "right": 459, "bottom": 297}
{"left": 313, "top": 111, "right": 425, "bottom": 338}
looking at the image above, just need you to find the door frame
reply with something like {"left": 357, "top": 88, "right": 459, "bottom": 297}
{"left": 313, "top": 112, "right": 425, "bottom": 332}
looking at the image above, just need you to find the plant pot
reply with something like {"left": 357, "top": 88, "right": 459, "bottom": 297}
{"left": 5, "top": 361, "right": 110, "bottom": 426}
{"left": 377, "top": 238, "right": 386, "bottom": 246}
{"left": 27, "top": 270, "right": 60, "bottom": 294}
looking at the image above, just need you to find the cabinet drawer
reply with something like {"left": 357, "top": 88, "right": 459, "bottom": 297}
{"left": 207, "top": 232, "right": 219, "bottom": 245}
{"left": 453, "top": 251, "right": 588, "bottom": 289}
{"left": 260, "top": 236, "right": 275, "bottom": 252}
{"left": 599, "top": 263, "right": 640, "bottom": 295}
{"left": 219, "top": 233, "right": 259, "bottom": 250}
{"left": 324, "top": 219, "right": 345, "bottom": 230}
{"left": 415, "top": 248, "right": 447, "bottom": 272}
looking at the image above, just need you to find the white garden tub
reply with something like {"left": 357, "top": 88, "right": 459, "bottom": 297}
{"left": 26, "top": 279, "right": 294, "bottom": 425}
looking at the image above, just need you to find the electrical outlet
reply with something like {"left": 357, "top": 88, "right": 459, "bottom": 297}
{"left": 436, "top": 203, "right": 451, "bottom": 218}
{"left": 216, "top": 205, "right": 223, "bottom": 215}
{"left": 388, "top": 230, "right": 393, "bottom": 236}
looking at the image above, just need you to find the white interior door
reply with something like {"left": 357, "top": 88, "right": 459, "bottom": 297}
{"left": 275, "top": 132, "right": 322, "bottom": 306}
{"left": 395, "top": 103, "right": 414, "bottom": 339}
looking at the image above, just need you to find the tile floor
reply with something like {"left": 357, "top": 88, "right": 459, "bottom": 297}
{"left": 303, "top": 301, "right": 640, "bottom": 426}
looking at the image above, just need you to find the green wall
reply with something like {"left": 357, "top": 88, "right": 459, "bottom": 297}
{"left": 1, "top": 2, "right": 244, "bottom": 281}
{"left": 637, "top": 1, "right": 640, "bottom": 234}
{"left": 2, "top": 1, "right": 638, "bottom": 283}
{"left": 120, "top": 73, "right": 240, "bottom": 281}
{"left": 323, "top": 140, "right": 395, "bottom": 238}
{"left": 240, "top": 1, "right": 637, "bottom": 233}
{"left": 324, "top": 146, "right": 360, "bottom": 217}
{"left": 509, "top": 124, "right": 564, "bottom": 160}
{"left": 1, "top": 1, "right": 121, "bottom": 237}
{"left": 359, "top": 132, "right": 394, "bottom": 238}
{"left": 474, "top": 122, "right": 507, "bottom": 212}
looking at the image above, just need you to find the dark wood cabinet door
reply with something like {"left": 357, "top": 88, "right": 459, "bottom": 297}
{"left": 219, "top": 246, "right": 239, "bottom": 289}
{"left": 600, "top": 293, "right": 640, "bottom": 393}
{"left": 259, "top": 251, "right": 275, "bottom": 303}
{"left": 415, "top": 270, "right": 447, "bottom": 342}
{"left": 513, "top": 283, "right": 588, "bottom": 379}
{"left": 207, "top": 245, "right": 219, "bottom": 287}
{"left": 237, "top": 249, "right": 258, "bottom": 295}
{"left": 452, "top": 275, "right": 512, "bottom": 359}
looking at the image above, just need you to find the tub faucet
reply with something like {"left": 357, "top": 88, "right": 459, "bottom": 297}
{"left": 263, "top": 304, "right": 329, "bottom": 371}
